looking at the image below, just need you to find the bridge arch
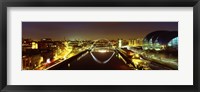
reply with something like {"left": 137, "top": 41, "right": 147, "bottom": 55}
{"left": 89, "top": 38, "right": 115, "bottom": 64}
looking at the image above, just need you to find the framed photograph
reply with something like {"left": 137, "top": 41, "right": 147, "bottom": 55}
{"left": 0, "top": 0, "right": 199, "bottom": 92}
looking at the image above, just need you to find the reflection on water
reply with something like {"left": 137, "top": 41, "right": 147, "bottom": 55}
{"left": 69, "top": 50, "right": 131, "bottom": 70}
{"left": 90, "top": 51, "right": 115, "bottom": 64}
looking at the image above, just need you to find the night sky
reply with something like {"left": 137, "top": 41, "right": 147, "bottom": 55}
{"left": 22, "top": 22, "right": 178, "bottom": 40}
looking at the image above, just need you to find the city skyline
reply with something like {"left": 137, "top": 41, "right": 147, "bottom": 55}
{"left": 22, "top": 22, "right": 178, "bottom": 70}
{"left": 22, "top": 22, "right": 178, "bottom": 40}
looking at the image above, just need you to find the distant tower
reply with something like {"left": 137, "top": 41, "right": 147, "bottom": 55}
{"left": 118, "top": 39, "right": 122, "bottom": 48}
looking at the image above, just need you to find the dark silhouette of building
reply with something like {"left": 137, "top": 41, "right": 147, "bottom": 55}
{"left": 142, "top": 30, "right": 178, "bottom": 51}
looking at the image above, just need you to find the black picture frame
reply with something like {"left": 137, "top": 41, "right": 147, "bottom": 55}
{"left": 0, "top": 0, "right": 199, "bottom": 92}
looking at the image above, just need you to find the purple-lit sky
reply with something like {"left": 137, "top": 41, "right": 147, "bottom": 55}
{"left": 22, "top": 22, "right": 178, "bottom": 40}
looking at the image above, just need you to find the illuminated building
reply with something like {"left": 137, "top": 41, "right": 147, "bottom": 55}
{"left": 22, "top": 38, "right": 33, "bottom": 51}
{"left": 167, "top": 37, "right": 178, "bottom": 49}
{"left": 118, "top": 39, "right": 122, "bottom": 48}
{"left": 142, "top": 30, "right": 178, "bottom": 51}
{"left": 128, "top": 38, "right": 143, "bottom": 47}
{"left": 68, "top": 41, "right": 80, "bottom": 47}
{"left": 38, "top": 38, "right": 55, "bottom": 49}
{"left": 31, "top": 42, "right": 38, "bottom": 49}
